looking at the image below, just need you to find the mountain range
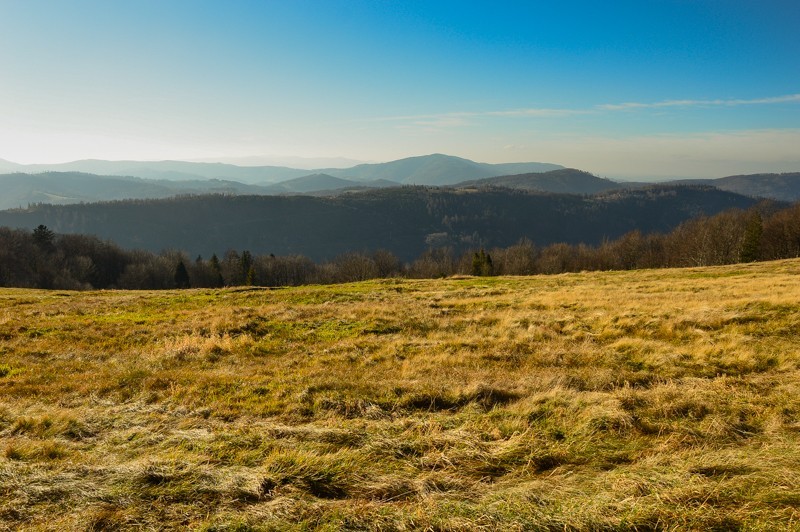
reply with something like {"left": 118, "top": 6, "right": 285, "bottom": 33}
{"left": 321, "top": 154, "right": 563, "bottom": 185}
{"left": 1, "top": 153, "right": 799, "bottom": 211}
{"left": 0, "top": 153, "right": 798, "bottom": 262}
{"left": 0, "top": 158, "right": 309, "bottom": 184}
{"left": 0, "top": 154, "right": 563, "bottom": 187}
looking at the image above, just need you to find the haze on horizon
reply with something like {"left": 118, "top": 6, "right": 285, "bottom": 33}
{"left": 1, "top": 0, "right": 798, "bottom": 179}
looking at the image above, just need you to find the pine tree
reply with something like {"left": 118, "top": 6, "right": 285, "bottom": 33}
{"left": 32, "top": 225, "right": 55, "bottom": 249}
{"left": 174, "top": 260, "right": 190, "bottom": 289}
{"left": 209, "top": 254, "right": 224, "bottom": 287}
{"left": 471, "top": 249, "right": 494, "bottom": 276}
{"left": 483, "top": 252, "right": 494, "bottom": 276}
{"left": 240, "top": 250, "right": 253, "bottom": 285}
{"left": 472, "top": 251, "right": 483, "bottom": 276}
{"left": 740, "top": 212, "right": 763, "bottom": 263}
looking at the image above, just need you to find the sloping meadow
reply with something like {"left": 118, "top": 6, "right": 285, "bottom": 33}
{"left": 1, "top": 260, "right": 800, "bottom": 529}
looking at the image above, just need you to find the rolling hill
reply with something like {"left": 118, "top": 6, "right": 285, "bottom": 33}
{"left": 0, "top": 172, "right": 273, "bottom": 210}
{"left": 0, "top": 171, "right": 406, "bottom": 210}
{"left": 3, "top": 166, "right": 798, "bottom": 213}
{"left": 708, "top": 172, "right": 800, "bottom": 201}
{"left": 324, "top": 153, "right": 563, "bottom": 185}
{"left": 266, "top": 173, "right": 399, "bottom": 194}
{"left": 0, "top": 154, "right": 563, "bottom": 187}
{"left": 0, "top": 159, "right": 310, "bottom": 184}
{"left": 0, "top": 185, "right": 761, "bottom": 261}
{"left": 453, "top": 168, "right": 625, "bottom": 194}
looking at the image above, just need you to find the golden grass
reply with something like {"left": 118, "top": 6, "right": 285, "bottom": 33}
{"left": 1, "top": 260, "right": 800, "bottom": 529}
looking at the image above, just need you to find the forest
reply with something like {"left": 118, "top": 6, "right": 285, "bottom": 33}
{"left": 0, "top": 185, "right": 760, "bottom": 261}
{"left": 1, "top": 201, "right": 798, "bottom": 290}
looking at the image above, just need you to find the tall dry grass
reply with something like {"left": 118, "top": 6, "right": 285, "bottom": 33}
{"left": 0, "top": 260, "right": 799, "bottom": 529}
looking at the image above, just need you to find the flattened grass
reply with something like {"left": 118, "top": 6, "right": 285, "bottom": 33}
{"left": 1, "top": 260, "right": 800, "bottom": 529}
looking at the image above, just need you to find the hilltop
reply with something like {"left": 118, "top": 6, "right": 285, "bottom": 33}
{"left": 322, "top": 153, "right": 563, "bottom": 185}
{"left": 452, "top": 168, "right": 624, "bottom": 194}
{"left": 1, "top": 259, "right": 799, "bottom": 529}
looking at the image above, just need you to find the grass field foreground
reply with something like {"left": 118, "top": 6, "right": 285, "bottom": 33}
{"left": 1, "top": 260, "right": 800, "bottom": 530}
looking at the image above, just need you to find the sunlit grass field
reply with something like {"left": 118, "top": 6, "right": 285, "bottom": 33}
{"left": 1, "top": 260, "right": 800, "bottom": 530}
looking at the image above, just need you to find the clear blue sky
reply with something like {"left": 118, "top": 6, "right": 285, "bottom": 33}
{"left": 1, "top": 0, "right": 798, "bottom": 177}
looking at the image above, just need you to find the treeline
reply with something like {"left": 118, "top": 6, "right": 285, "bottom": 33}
{"left": 1, "top": 202, "right": 799, "bottom": 290}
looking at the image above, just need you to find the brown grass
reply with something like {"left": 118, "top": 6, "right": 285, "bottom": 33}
{"left": 1, "top": 260, "right": 800, "bottom": 529}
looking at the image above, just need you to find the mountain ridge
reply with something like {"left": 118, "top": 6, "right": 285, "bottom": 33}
{"left": 452, "top": 168, "right": 624, "bottom": 194}
{"left": 0, "top": 154, "right": 564, "bottom": 187}
{"left": 3, "top": 168, "right": 800, "bottom": 210}
{"left": 323, "top": 153, "right": 563, "bottom": 185}
{"left": 668, "top": 172, "right": 800, "bottom": 201}
{"left": 0, "top": 185, "right": 763, "bottom": 261}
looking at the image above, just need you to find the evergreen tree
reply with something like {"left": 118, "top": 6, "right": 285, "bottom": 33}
{"left": 240, "top": 250, "right": 253, "bottom": 285}
{"left": 471, "top": 249, "right": 494, "bottom": 276}
{"left": 174, "top": 260, "right": 190, "bottom": 288}
{"left": 483, "top": 252, "right": 494, "bottom": 276}
{"left": 209, "top": 253, "right": 224, "bottom": 287}
{"left": 740, "top": 212, "right": 763, "bottom": 263}
{"left": 32, "top": 225, "right": 55, "bottom": 249}
{"left": 472, "top": 251, "right": 483, "bottom": 276}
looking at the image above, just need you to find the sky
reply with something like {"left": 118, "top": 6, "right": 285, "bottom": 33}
{"left": 1, "top": 0, "right": 799, "bottom": 178}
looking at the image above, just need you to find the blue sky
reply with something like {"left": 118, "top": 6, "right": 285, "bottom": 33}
{"left": 1, "top": 0, "right": 798, "bottom": 177}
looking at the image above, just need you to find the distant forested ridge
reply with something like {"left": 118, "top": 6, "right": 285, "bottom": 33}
{"left": 0, "top": 154, "right": 563, "bottom": 187}
{"left": 0, "top": 185, "right": 761, "bottom": 261}
{"left": 670, "top": 172, "right": 800, "bottom": 202}
{"left": 1, "top": 201, "right": 799, "bottom": 290}
{"left": 3, "top": 167, "right": 799, "bottom": 213}
{"left": 451, "top": 168, "right": 624, "bottom": 194}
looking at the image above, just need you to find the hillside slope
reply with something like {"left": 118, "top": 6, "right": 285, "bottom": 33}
{"left": 0, "top": 172, "right": 272, "bottom": 210}
{"left": 667, "top": 172, "right": 800, "bottom": 201}
{"left": 453, "top": 168, "right": 624, "bottom": 194}
{"left": 0, "top": 186, "right": 759, "bottom": 260}
{"left": 0, "top": 160, "right": 310, "bottom": 184}
{"left": 714, "top": 172, "right": 800, "bottom": 201}
{"left": 1, "top": 260, "right": 799, "bottom": 529}
{"left": 325, "top": 153, "right": 563, "bottom": 185}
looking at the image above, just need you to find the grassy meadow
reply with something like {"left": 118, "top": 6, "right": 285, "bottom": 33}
{"left": 1, "top": 260, "right": 800, "bottom": 530}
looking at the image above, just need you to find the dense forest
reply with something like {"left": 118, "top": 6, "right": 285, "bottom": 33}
{"left": 2, "top": 201, "right": 799, "bottom": 290}
{"left": 0, "top": 185, "right": 761, "bottom": 261}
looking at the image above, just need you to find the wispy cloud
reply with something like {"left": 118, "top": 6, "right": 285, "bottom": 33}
{"left": 359, "top": 107, "right": 585, "bottom": 128}
{"left": 361, "top": 93, "right": 800, "bottom": 129}
{"left": 482, "top": 108, "right": 587, "bottom": 118}
{"left": 410, "top": 116, "right": 473, "bottom": 129}
{"left": 597, "top": 93, "right": 800, "bottom": 111}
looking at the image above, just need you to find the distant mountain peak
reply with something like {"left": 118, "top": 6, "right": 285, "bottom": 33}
{"left": 323, "top": 154, "right": 564, "bottom": 186}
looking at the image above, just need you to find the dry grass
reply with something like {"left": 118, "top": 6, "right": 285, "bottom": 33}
{"left": 1, "top": 260, "right": 800, "bottom": 530}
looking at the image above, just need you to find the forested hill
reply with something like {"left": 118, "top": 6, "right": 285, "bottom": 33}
{"left": 707, "top": 172, "right": 800, "bottom": 201}
{"left": 0, "top": 186, "right": 761, "bottom": 261}
{"left": 452, "top": 168, "right": 625, "bottom": 194}
{"left": 0, "top": 172, "right": 272, "bottom": 210}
